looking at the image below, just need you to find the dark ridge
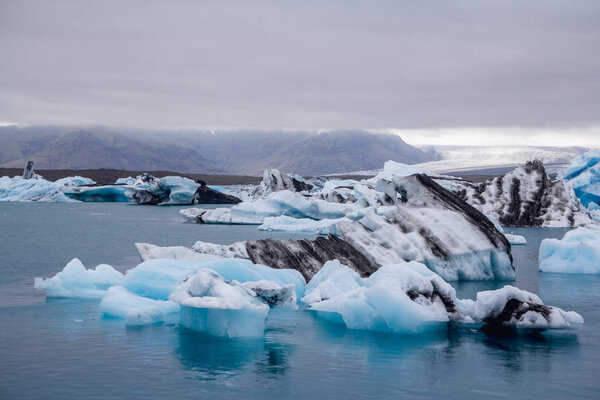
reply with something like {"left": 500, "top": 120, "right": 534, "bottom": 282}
{"left": 245, "top": 234, "right": 377, "bottom": 281}
{"left": 193, "top": 184, "right": 241, "bottom": 204}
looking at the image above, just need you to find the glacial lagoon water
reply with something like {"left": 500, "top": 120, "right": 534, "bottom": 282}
{"left": 1, "top": 203, "right": 599, "bottom": 399}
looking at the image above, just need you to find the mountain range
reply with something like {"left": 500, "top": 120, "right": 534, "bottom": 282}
{"left": 0, "top": 126, "right": 438, "bottom": 176}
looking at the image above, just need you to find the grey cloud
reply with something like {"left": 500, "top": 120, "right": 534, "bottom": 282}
{"left": 1, "top": 0, "right": 599, "bottom": 130}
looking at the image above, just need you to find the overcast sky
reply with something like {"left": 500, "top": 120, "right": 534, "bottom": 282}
{"left": 1, "top": 0, "right": 599, "bottom": 146}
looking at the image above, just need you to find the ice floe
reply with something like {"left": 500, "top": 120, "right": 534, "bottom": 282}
{"left": 539, "top": 225, "right": 600, "bottom": 274}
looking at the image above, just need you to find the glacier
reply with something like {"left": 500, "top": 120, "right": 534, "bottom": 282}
{"left": 539, "top": 225, "right": 600, "bottom": 274}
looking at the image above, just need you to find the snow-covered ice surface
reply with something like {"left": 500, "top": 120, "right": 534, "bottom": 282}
{"left": 505, "top": 233, "right": 527, "bottom": 245}
{"left": 34, "top": 258, "right": 124, "bottom": 298}
{"left": 539, "top": 225, "right": 600, "bottom": 274}
{"left": 559, "top": 150, "right": 600, "bottom": 209}
{"left": 306, "top": 261, "right": 582, "bottom": 333}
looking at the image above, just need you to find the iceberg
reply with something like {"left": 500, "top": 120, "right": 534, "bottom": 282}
{"left": 34, "top": 258, "right": 124, "bottom": 298}
{"left": 538, "top": 225, "right": 600, "bottom": 274}
{"left": 169, "top": 269, "right": 270, "bottom": 337}
{"left": 461, "top": 286, "right": 584, "bottom": 330}
{"left": 127, "top": 176, "right": 241, "bottom": 205}
{"left": 559, "top": 150, "right": 600, "bottom": 208}
{"left": 436, "top": 160, "right": 591, "bottom": 227}
{"left": 504, "top": 233, "right": 527, "bottom": 245}
{"left": 306, "top": 261, "right": 583, "bottom": 333}
{"left": 182, "top": 161, "right": 515, "bottom": 281}
{"left": 0, "top": 176, "right": 76, "bottom": 202}
{"left": 35, "top": 251, "right": 306, "bottom": 333}
{"left": 250, "top": 169, "right": 314, "bottom": 199}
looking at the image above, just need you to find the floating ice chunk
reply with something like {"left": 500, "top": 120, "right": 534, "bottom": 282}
{"left": 309, "top": 262, "right": 458, "bottom": 333}
{"left": 0, "top": 176, "right": 76, "bottom": 202}
{"left": 170, "top": 269, "right": 270, "bottom": 337}
{"left": 99, "top": 286, "right": 179, "bottom": 326}
{"left": 54, "top": 176, "right": 96, "bottom": 187}
{"left": 135, "top": 242, "right": 216, "bottom": 262}
{"left": 462, "top": 285, "right": 583, "bottom": 329}
{"left": 258, "top": 215, "right": 351, "bottom": 235}
{"left": 34, "top": 258, "right": 124, "bottom": 298}
{"left": 538, "top": 226, "right": 600, "bottom": 274}
{"left": 157, "top": 176, "right": 199, "bottom": 205}
{"left": 301, "top": 260, "right": 363, "bottom": 304}
{"left": 306, "top": 261, "right": 581, "bottom": 333}
{"left": 505, "top": 233, "right": 527, "bottom": 245}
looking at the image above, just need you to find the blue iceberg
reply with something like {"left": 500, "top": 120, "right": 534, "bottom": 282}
{"left": 560, "top": 150, "right": 600, "bottom": 208}
{"left": 539, "top": 225, "right": 600, "bottom": 274}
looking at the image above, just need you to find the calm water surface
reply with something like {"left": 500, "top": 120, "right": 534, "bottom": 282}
{"left": 1, "top": 203, "right": 599, "bottom": 399}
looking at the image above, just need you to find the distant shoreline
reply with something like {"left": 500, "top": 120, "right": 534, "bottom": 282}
{"left": 0, "top": 168, "right": 262, "bottom": 185}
